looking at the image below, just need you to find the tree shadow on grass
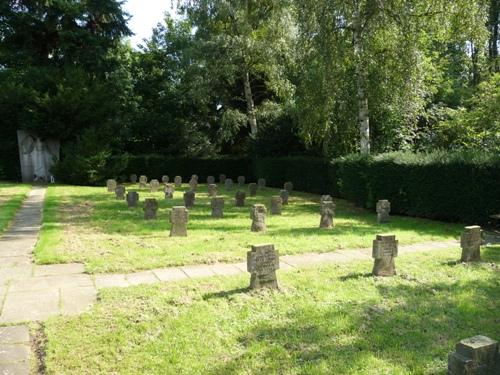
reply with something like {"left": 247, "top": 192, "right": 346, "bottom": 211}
{"left": 207, "top": 275, "right": 500, "bottom": 375}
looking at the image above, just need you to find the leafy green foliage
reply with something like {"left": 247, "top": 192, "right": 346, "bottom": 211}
{"left": 52, "top": 128, "right": 128, "bottom": 185}
{"left": 433, "top": 73, "right": 500, "bottom": 151}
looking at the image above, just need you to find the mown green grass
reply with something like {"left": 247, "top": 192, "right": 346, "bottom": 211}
{"left": 34, "top": 184, "right": 462, "bottom": 273}
{"left": 0, "top": 181, "right": 31, "bottom": 234}
{"left": 43, "top": 245, "right": 500, "bottom": 374}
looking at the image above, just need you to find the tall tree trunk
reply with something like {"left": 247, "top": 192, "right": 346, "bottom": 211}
{"left": 353, "top": 16, "right": 370, "bottom": 154}
{"left": 488, "top": 0, "right": 499, "bottom": 72}
{"left": 243, "top": 70, "right": 258, "bottom": 137}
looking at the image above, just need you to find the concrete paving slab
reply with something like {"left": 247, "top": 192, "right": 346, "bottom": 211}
{"left": 60, "top": 287, "right": 97, "bottom": 315}
{"left": 152, "top": 268, "right": 189, "bottom": 282}
{"left": 0, "top": 289, "right": 59, "bottom": 323}
{"left": 0, "top": 362, "right": 29, "bottom": 375}
{"left": 94, "top": 274, "right": 129, "bottom": 289}
{"left": 33, "top": 263, "right": 85, "bottom": 277}
{"left": 125, "top": 271, "right": 159, "bottom": 286}
{"left": 209, "top": 263, "right": 244, "bottom": 276}
{"left": 0, "top": 327, "right": 29, "bottom": 344}
{"left": 181, "top": 265, "right": 216, "bottom": 279}
{"left": 0, "top": 344, "right": 29, "bottom": 362}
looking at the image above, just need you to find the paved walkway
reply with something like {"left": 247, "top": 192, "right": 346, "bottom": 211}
{"left": 0, "top": 186, "right": 458, "bottom": 325}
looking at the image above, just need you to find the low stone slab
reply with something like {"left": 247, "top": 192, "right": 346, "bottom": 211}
{"left": 372, "top": 234, "right": 398, "bottom": 276}
{"left": 235, "top": 191, "right": 246, "bottom": 207}
{"left": 248, "top": 183, "right": 257, "bottom": 197}
{"left": 106, "top": 179, "right": 117, "bottom": 192}
{"left": 183, "top": 191, "right": 195, "bottom": 208}
{"left": 376, "top": 199, "right": 391, "bottom": 223}
{"left": 280, "top": 189, "right": 289, "bottom": 205}
{"left": 251, "top": 204, "right": 267, "bottom": 232}
{"left": 448, "top": 335, "right": 499, "bottom": 374}
{"left": 115, "top": 185, "right": 126, "bottom": 200}
{"left": 460, "top": 225, "right": 482, "bottom": 262}
{"left": 150, "top": 179, "right": 160, "bottom": 192}
{"left": 271, "top": 196, "right": 282, "bottom": 215}
{"left": 174, "top": 175, "right": 182, "bottom": 187}
{"left": 126, "top": 191, "right": 139, "bottom": 207}
{"left": 211, "top": 197, "right": 224, "bottom": 218}
{"left": 247, "top": 244, "right": 279, "bottom": 289}
{"left": 143, "top": 199, "right": 158, "bottom": 220}
{"left": 170, "top": 206, "right": 188, "bottom": 237}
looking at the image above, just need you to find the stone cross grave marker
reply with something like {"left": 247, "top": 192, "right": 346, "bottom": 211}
{"left": 258, "top": 178, "right": 266, "bottom": 189}
{"left": 143, "top": 198, "right": 158, "bottom": 220}
{"left": 225, "top": 178, "right": 234, "bottom": 190}
{"left": 207, "top": 175, "right": 215, "bottom": 184}
{"left": 448, "top": 335, "right": 499, "bottom": 375}
{"left": 237, "top": 176, "right": 245, "bottom": 186}
{"left": 235, "top": 191, "right": 246, "bottom": 207}
{"left": 174, "top": 175, "right": 182, "bottom": 187}
{"left": 271, "top": 196, "right": 282, "bottom": 215}
{"left": 284, "top": 181, "right": 293, "bottom": 193}
{"left": 164, "top": 184, "right": 174, "bottom": 199}
{"left": 460, "top": 226, "right": 482, "bottom": 262}
{"left": 115, "top": 185, "right": 126, "bottom": 200}
{"left": 184, "top": 190, "right": 195, "bottom": 208}
{"left": 106, "top": 179, "right": 117, "bottom": 192}
{"left": 211, "top": 197, "right": 224, "bottom": 218}
{"left": 150, "top": 179, "right": 160, "bottom": 192}
{"left": 170, "top": 206, "right": 188, "bottom": 237}
{"left": 320, "top": 199, "right": 335, "bottom": 228}
{"left": 280, "top": 189, "right": 289, "bottom": 205}
{"left": 372, "top": 234, "right": 398, "bottom": 276}
{"left": 376, "top": 199, "right": 391, "bottom": 223}
{"left": 247, "top": 244, "right": 279, "bottom": 289}
{"left": 189, "top": 177, "right": 198, "bottom": 191}
{"left": 320, "top": 195, "right": 332, "bottom": 208}
{"left": 139, "top": 175, "right": 148, "bottom": 188}
{"left": 161, "top": 175, "right": 169, "bottom": 183}
{"left": 248, "top": 183, "right": 258, "bottom": 197}
{"left": 130, "top": 174, "right": 137, "bottom": 183}
{"left": 126, "top": 191, "right": 139, "bottom": 207}
{"left": 219, "top": 174, "right": 226, "bottom": 184}
{"left": 251, "top": 204, "right": 267, "bottom": 232}
{"left": 207, "top": 184, "right": 218, "bottom": 197}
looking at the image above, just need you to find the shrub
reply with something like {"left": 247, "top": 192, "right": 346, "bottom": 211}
{"left": 52, "top": 128, "right": 128, "bottom": 185}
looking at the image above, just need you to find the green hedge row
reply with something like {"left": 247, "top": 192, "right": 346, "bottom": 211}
{"left": 123, "top": 155, "right": 254, "bottom": 183}
{"left": 253, "top": 156, "right": 336, "bottom": 195}
{"left": 333, "top": 152, "right": 500, "bottom": 225}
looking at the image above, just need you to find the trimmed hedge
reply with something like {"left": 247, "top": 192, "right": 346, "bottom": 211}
{"left": 123, "top": 155, "right": 254, "bottom": 183}
{"left": 254, "top": 152, "right": 500, "bottom": 224}
{"left": 333, "top": 152, "right": 500, "bottom": 224}
{"left": 254, "top": 156, "right": 337, "bottom": 195}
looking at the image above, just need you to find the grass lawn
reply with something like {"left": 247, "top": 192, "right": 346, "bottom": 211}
{"left": 34, "top": 184, "right": 462, "bottom": 273}
{"left": 42, "top": 245, "right": 500, "bottom": 374}
{"left": 0, "top": 181, "right": 31, "bottom": 234}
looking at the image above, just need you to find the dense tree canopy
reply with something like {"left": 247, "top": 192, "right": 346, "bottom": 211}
{"left": 0, "top": 0, "right": 498, "bottom": 180}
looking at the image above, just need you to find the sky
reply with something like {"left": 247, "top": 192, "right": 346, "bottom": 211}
{"left": 122, "top": 0, "right": 177, "bottom": 48}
